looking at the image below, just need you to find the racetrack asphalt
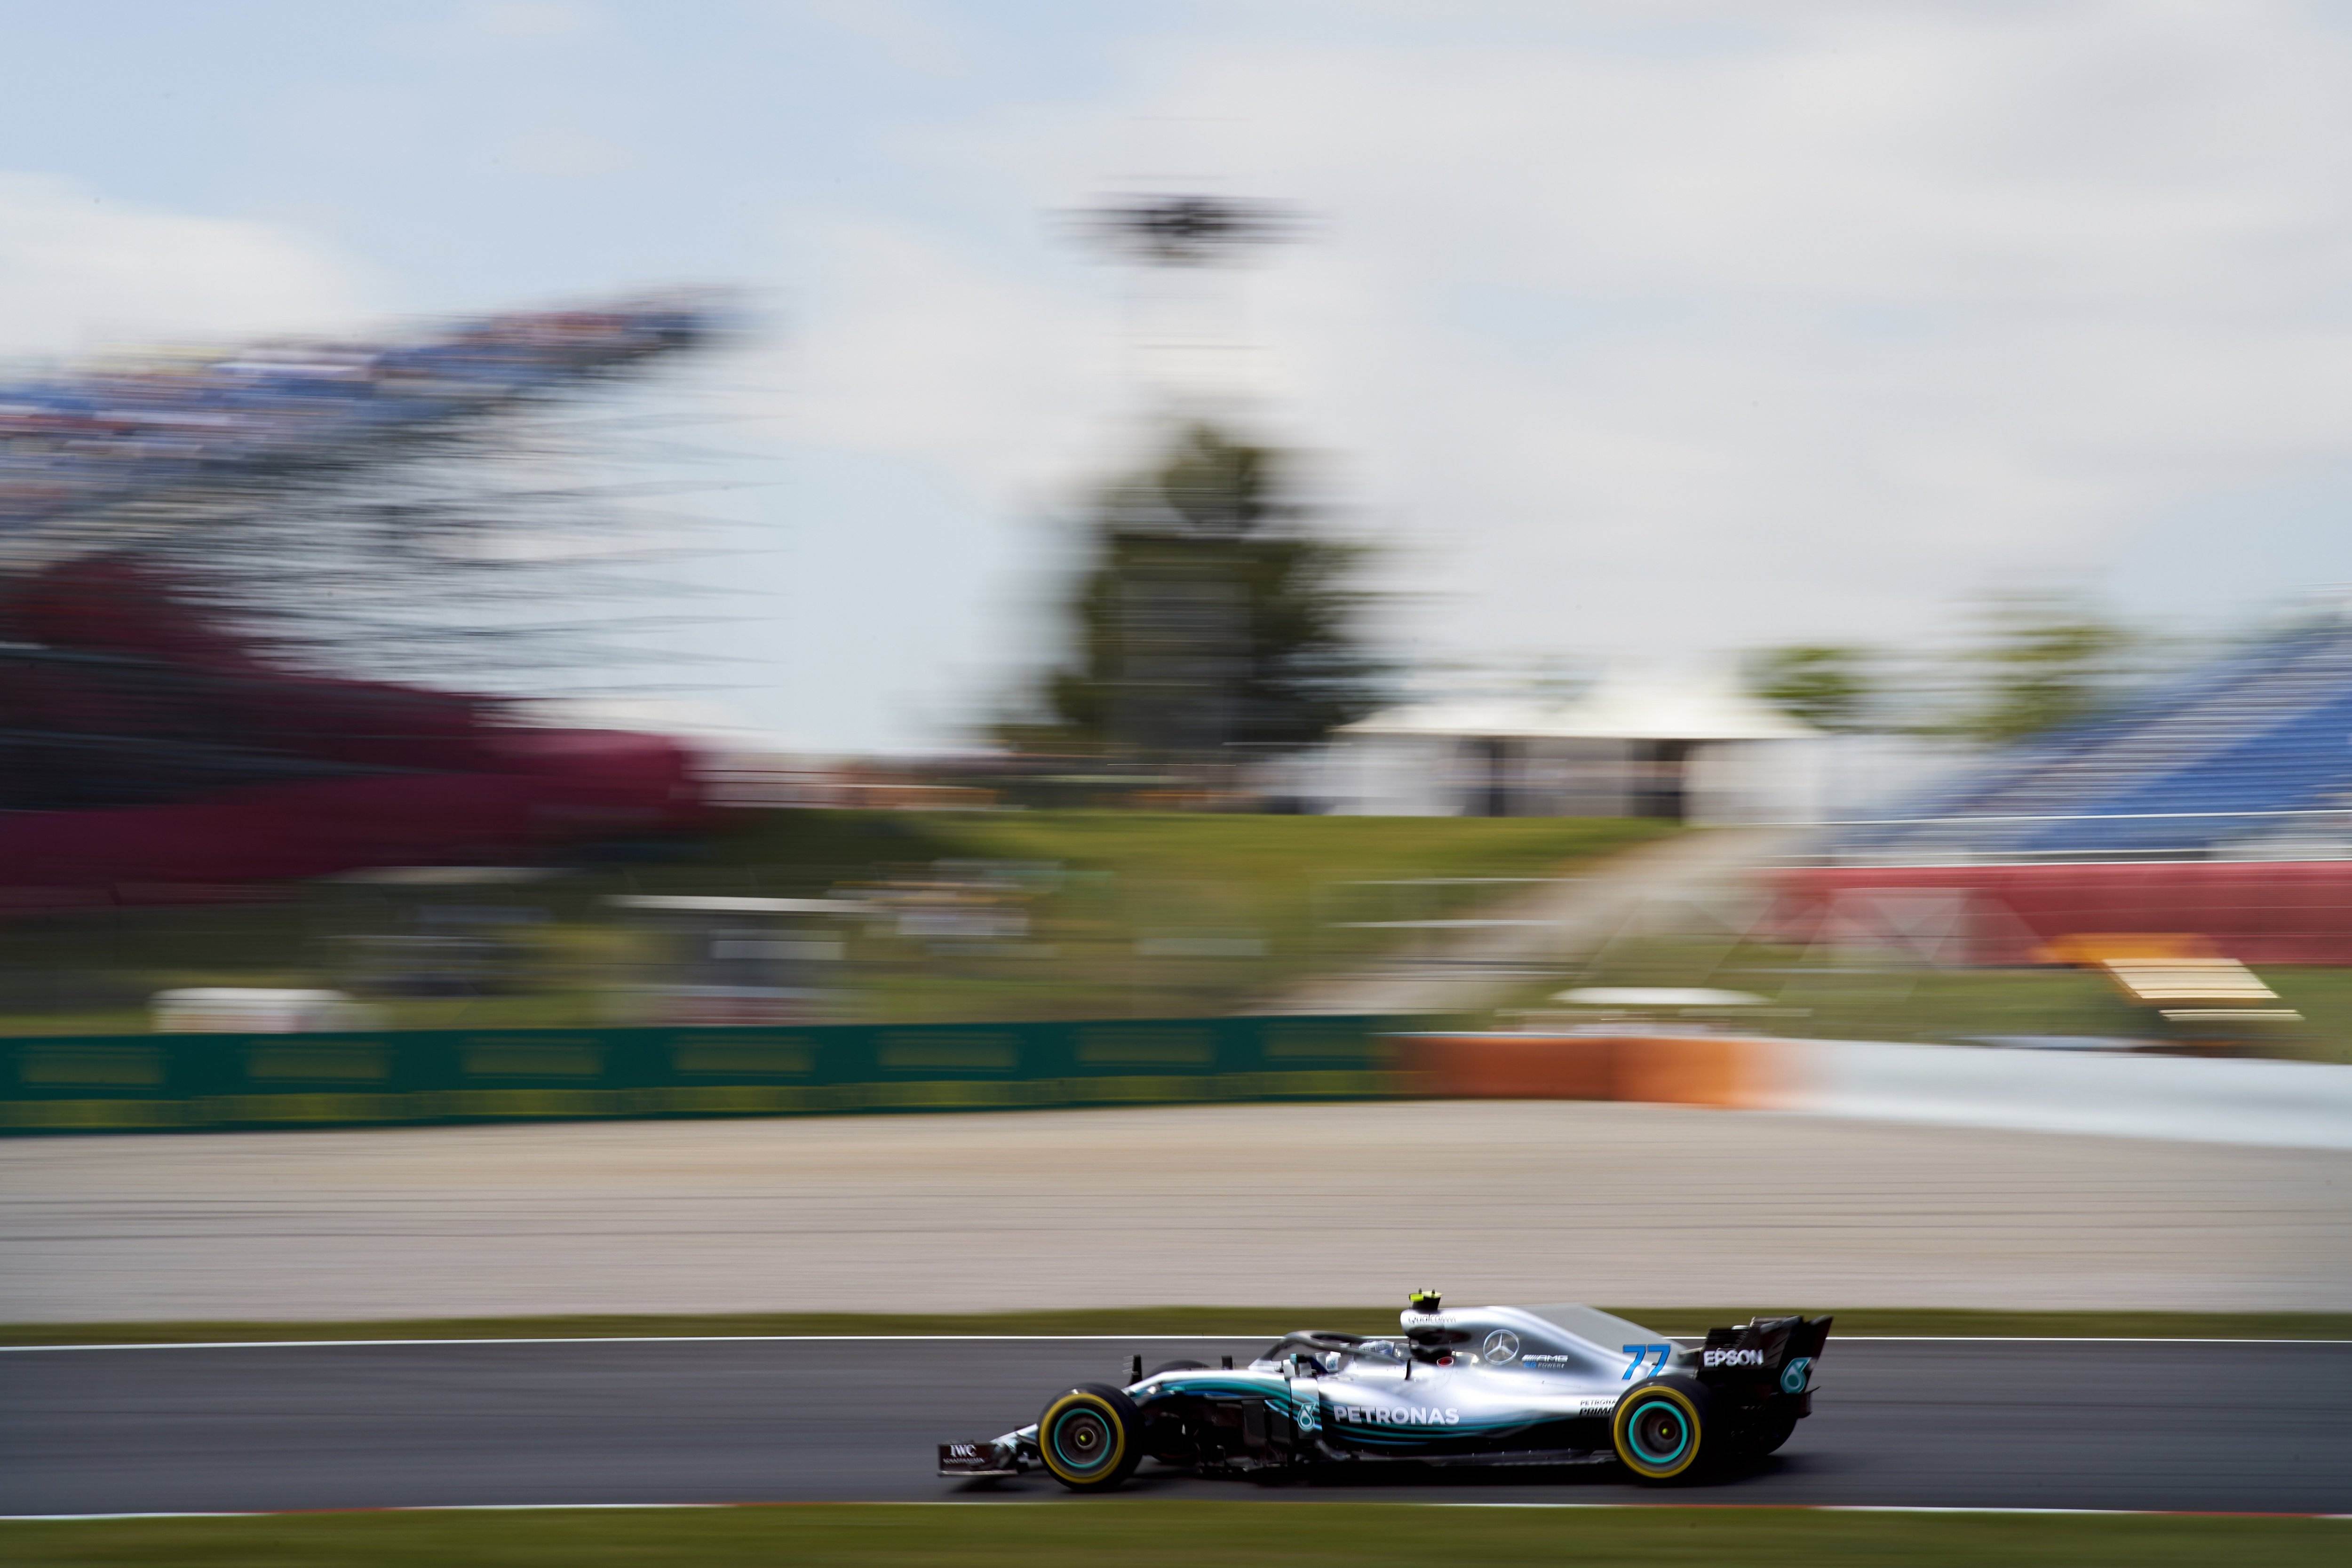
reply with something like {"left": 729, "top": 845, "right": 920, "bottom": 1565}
{"left": 6, "top": 1336, "right": 2348, "bottom": 1516}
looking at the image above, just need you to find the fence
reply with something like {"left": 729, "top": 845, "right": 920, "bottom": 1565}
{"left": 0, "top": 1014, "right": 1402, "bottom": 1134}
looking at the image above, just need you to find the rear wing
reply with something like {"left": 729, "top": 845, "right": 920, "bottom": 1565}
{"left": 1690, "top": 1314, "right": 1831, "bottom": 1393}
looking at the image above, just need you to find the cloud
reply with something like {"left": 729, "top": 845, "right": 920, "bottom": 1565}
{"left": 1207, "top": 3, "right": 2352, "bottom": 652}
{"left": 0, "top": 175, "right": 369, "bottom": 358}
{"left": 774, "top": 218, "right": 1126, "bottom": 507}
{"left": 780, "top": 0, "right": 2352, "bottom": 673}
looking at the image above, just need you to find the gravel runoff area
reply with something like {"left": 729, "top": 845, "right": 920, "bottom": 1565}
{"left": 5, "top": 1100, "right": 2349, "bottom": 1323}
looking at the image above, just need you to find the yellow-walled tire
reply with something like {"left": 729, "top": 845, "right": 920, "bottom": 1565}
{"left": 1036, "top": 1384, "right": 1143, "bottom": 1491}
{"left": 1612, "top": 1377, "right": 1713, "bottom": 1482}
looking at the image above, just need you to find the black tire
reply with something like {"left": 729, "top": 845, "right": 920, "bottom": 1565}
{"left": 1037, "top": 1384, "right": 1144, "bottom": 1491}
{"left": 1612, "top": 1376, "right": 1715, "bottom": 1483}
{"left": 1144, "top": 1359, "right": 1208, "bottom": 1380}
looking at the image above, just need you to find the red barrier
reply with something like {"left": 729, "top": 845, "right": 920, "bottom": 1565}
{"left": 0, "top": 730, "right": 705, "bottom": 904}
{"left": 0, "top": 557, "right": 710, "bottom": 902}
{"left": 1773, "top": 861, "right": 2352, "bottom": 964}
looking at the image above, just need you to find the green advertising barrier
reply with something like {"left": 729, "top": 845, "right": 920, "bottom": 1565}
{"left": 0, "top": 1015, "right": 1406, "bottom": 1134}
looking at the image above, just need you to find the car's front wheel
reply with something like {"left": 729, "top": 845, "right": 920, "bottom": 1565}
{"left": 1037, "top": 1384, "right": 1144, "bottom": 1491}
{"left": 1612, "top": 1377, "right": 1713, "bottom": 1482}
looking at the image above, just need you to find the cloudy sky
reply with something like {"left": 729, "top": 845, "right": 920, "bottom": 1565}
{"left": 9, "top": 1, "right": 2352, "bottom": 749}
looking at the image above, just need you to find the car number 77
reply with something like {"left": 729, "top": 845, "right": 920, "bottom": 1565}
{"left": 1620, "top": 1343, "right": 1671, "bottom": 1379}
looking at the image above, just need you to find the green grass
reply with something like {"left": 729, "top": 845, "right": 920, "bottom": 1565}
{"left": 1524, "top": 937, "right": 2352, "bottom": 1064}
{"left": 7, "top": 1306, "right": 2347, "bottom": 1347}
{"left": 828, "top": 811, "right": 1675, "bottom": 1022}
{"left": 4, "top": 1504, "right": 2342, "bottom": 1567}
{"left": 0, "top": 810, "right": 1673, "bottom": 1033}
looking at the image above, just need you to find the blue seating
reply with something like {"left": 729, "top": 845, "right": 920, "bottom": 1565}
{"left": 1831, "top": 626, "right": 2352, "bottom": 861}
{"left": 2016, "top": 677, "right": 2352, "bottom": 855}
{"left": 0, "top": 295, "right": 728, "bottom": 539}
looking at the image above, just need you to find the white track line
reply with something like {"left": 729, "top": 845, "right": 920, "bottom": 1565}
{"left": 5, "top": 1502, "right": 2348, "bottom": 1522}
{"left": 0, "top": 1334, "right": 1284, "bottom": 1353}
{"left": 5, "top": 1333, "right": 2349, "bottom": 1353}
{"left": 1442, "top": 1503, "right": 2352, "bottom": 1518}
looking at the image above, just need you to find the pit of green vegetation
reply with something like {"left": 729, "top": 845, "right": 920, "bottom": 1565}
{"left": 4, "top": 1503, "right": 2340, "bottom": 1568}
{"left": 8, "top": 1305, "right": 2347, "bottom": 1348}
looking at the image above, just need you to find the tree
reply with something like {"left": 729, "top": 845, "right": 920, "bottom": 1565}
{"left": 1747, "top": 645, "right": 1876, "bottom": 731}
{"left": 1020, "top": 423, "right": 1386, "bottom": 756}
{"left": 1964, "top": 594, "right": 2133, "bottom": 742}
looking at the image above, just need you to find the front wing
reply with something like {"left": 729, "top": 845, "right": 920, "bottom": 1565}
{"left": 938, "top": 1440, "right": 1023, "bottom": 1478}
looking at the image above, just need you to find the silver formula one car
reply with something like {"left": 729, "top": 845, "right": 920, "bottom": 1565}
{"left": 940, "top": 1292, "right": 1829, "bottom": 1489}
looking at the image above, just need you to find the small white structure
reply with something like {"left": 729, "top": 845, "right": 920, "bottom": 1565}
{"left": 1323, "top": 671, "right": 1822, "bottom": 823}
{"left": 1552, "top": 987, "right": 1772, "bottom": 1009}
{"left": 603, "top": 894, "right": 864, "bottom": 1026}
{"left": 152, "top": 988, "right": 372, "bottom": 1033}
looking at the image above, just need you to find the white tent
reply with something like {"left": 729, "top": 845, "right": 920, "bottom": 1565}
{"left": 1344, "top": 675, "right": 1817, "bottom": 743}
{"left": 1325, "top": 671, "right": 1823, "bottom": 821}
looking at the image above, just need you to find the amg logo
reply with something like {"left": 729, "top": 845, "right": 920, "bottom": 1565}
{"left": 1334, "top": 1404, "right": 1462, "bottom": 1426}
{"left": 1703, "top": 1348, "right": 1767, "bottom": 1368}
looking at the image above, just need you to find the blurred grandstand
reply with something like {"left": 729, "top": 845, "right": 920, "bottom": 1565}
{"left": 0, "top": 299, "right": 715, "bottom": 555}
{"left": 1781, "top": 614, "right": 2352, "bottom": 963}
{"left": 0, "top": 296, "right": 733, "bottom": 903}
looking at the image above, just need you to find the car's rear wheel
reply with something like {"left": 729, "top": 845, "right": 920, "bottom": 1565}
{"left": 1612, "top": 1377, "right": 1713, "bottom": 1482}
{"left": 1037, "top": 1385, "right": 1144, "bottom": 1491}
